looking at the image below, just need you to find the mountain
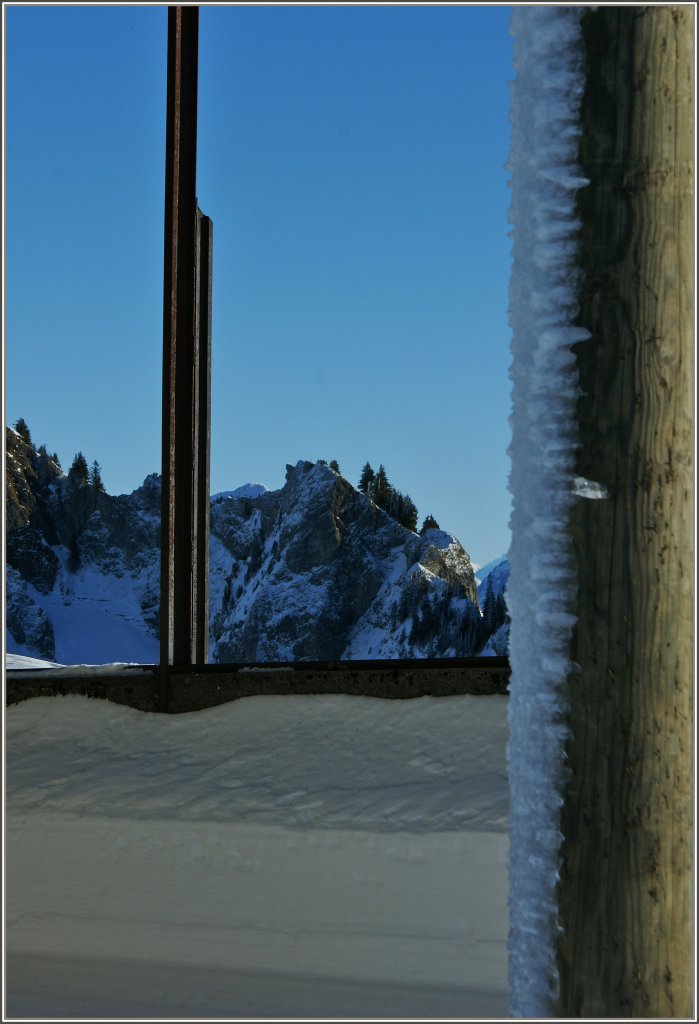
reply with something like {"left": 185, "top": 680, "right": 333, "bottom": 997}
{"left": 209, "top": 459, "right": 481, "bottom": 662}
{"left": 476, "top": 555, "right": 509, "bottom": 608}
{"left": 5, "top": 427, "right": 501, "bottom": 664}
{"left": 474, "top": 555, "right": 508, "bottom": 591}
{"left": 475, "top": 555, "right": 510, "bottom": 657}
{"left": 6, "top": 428, "right": 161, "bottom": 664}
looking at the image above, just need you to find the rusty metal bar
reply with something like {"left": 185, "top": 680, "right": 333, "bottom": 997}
{"left": 160, "top": 6, "right": 210, "bottom": 708}
{"left": 193, "top": 207, "right": 213, "bottom": 665}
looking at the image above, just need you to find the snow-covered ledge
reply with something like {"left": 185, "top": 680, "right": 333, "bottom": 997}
{"left": 506, "top": 7, "right": 588, "bottom": 1017}
{"left": 5, "top": 654, "right": 510, "bottom": 713}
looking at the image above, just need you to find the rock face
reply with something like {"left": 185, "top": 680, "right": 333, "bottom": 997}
{"left": 5, "top": 429, "right": 161, "bottom": 664}
{"left": 210, "top": 460, "right": 480, "bottom": 662}
{"left": 6, "top": 430, "right": 496, "bottom": 664}
{"left": 6, "top": 567, "right": 56, "bottom": 661}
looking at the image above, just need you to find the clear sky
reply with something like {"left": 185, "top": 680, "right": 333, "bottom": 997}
{"left": 5, "top": 3, "right": 514, "bottom": 567}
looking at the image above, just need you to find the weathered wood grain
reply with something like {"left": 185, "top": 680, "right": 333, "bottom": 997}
{"left": 557, "top": 7, "right": 693, "bottom": 1017}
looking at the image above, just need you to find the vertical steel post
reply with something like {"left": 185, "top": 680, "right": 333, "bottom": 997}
{"left": 193, "top": 207, "right": 213, "bottom": 665}
{"left": 160, "top": 6, "right": 211, "bottom": 707}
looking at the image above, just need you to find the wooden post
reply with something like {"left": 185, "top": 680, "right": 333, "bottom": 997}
{"left": 160, "top": 7, "right": 212, "bottom": 707}
{"left": 557, "top": 6, "right": 693, "bottom": 1016}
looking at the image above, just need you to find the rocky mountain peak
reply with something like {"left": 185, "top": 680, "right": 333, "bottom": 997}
{"left": 6, "top": 432, "right": 502, "bottom": 664}
{"left": 210, "top": 459, "right": 481, "bottom": 662}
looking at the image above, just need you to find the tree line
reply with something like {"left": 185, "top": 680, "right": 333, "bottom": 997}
{"left": 359, "top": 462, "right": 442, "bottom": 536}
{"left": 395, "top": 569, "right": 508, "bottom": 656}
{"left": 321, "top": 457, "right": 440, "bottom": 536}
{"left": 13, "top": 418, "right": 105, "bottom": 495}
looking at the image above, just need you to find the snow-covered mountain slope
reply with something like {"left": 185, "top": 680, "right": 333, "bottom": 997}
{"left": 211, "top": 482, "right": 269, "bottom": 502}
{"left": 480, "top": 621, "right": 510, "bottom": 658}
{"left": 6, "top": 692, "right": 509, "bottom": 1017}
{"left": 5, "top": 653, "right": 63, "bottom": 671}
{"left": 6, "top": 429, "right": 503, "bottom": 664}
{"left": 210, "top": 460, "right": 481, "bottom": 662}
{"left": 475, "top": 554, "right": 509, "bottom": 590}
{"left": 477, "top": 555, "right": 509, "bottom": 603}
{"left": 476, "top": 555, "right": 510, "bottom": 657}
{"left": 6, "top": 456, "right": 162, "bottom": 663}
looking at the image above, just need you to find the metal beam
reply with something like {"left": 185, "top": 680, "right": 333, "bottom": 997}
{"left": 160, "top": 6, "right": 211, "bottom": 707}
{"left": 193, "top": 207, "right": 213, "bottom": 665}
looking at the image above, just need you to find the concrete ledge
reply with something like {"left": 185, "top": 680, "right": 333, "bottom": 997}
{"left": 6, "top": 658, "right": 510, "bottom": 713}
{"left": 5, "top": 665, "right": 160, "bottom": 712}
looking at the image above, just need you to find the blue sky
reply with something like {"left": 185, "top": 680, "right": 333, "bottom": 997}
{"left": 5, "top": 4, "right": 513, "bottom": 566}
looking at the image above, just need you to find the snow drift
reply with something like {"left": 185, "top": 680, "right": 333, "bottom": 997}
{"left": 6, "top": 692, "right": 509, "bottom": 1018}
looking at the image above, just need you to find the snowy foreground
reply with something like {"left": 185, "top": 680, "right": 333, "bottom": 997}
{"left": 6, "top": 685, "right": 509, "bottom": 1019}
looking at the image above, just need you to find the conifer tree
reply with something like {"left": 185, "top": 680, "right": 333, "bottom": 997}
{"left": 481, "top": 576, "right": 496, "bottom": 636}
{"left": 358, "top": 462, "right": 375, "bottom": 494}
{"left": 404, "top": 496, "right": 418, "bottom": 533}
{"left": 394, "top": 492, "right": 418, "bottom": 532}
{"left": 460, "top": 602, "right": 480, "bottom": 655}
{"left": 14, "top": 418, "right": 32, "bottom": 446}
{"left": 420, "top": 514, "right": 441, "bottom": 535}
{"left": 374, "top": 464, "right": 389, "bottom": 507}
{"left": 89, "top": 460, "right": 105, "bottom": 494}
{"left": 68, "top": 451, "right": 90, "bottom": 488}
{"left": 358, "top": 462, "right": 418, "bottom": 532}
{"left": 329, "top": 459, "right": 341, "bottom": 475}
{"left": 495, "top": 590, "right": 508, "bottom": 628}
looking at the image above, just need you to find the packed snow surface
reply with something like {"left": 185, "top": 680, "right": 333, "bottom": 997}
{"left": 5, "top": 653, "right": 64, "bottom": 670}
{"left": 506, "top": 5, "right": 587, "bottom": 1017}
{"left": 6, "top": 692, "right": 509, "bottom": 1018}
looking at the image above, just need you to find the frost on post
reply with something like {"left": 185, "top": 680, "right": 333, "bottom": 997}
{"left": 506, "top": 7, "right": 588, "bottom": 1017}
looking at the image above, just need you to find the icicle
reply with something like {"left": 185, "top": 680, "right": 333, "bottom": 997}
{"left": 506, "top": 7, "right": 587, "bottom": 1017}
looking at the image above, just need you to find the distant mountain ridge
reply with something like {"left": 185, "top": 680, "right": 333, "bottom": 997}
{"left": 5, "top": 425, "right": 508, "bottom": 664}
{"left": 476, "top": 556, "right": 510, "bottom": 657}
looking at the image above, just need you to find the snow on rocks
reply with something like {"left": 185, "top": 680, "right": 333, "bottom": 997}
{"left": 212, "top": 482, "right": 269, "bottom": 502}
{"left": 8, "top": 452, "right": 493, "bottom": 664}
